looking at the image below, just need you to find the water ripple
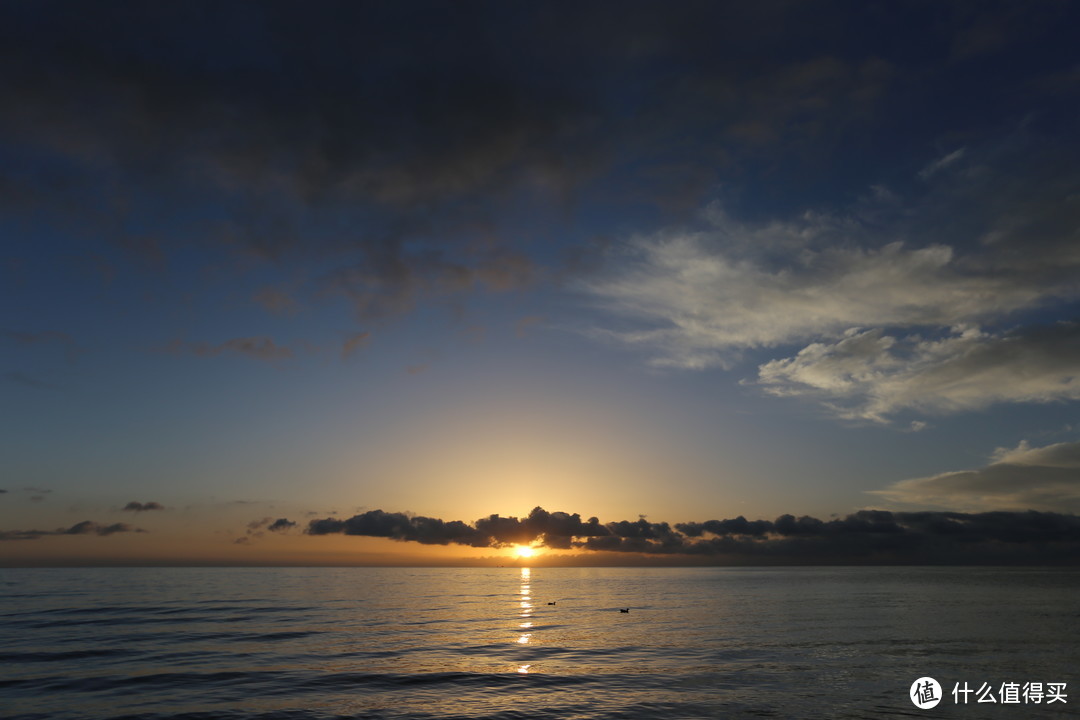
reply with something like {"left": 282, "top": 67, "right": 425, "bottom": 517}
{"left": 1, "top": 567, "right": 1076, "bottom": 720}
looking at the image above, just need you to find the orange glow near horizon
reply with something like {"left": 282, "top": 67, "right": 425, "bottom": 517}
{"left": 513, "top": 545, "right": 536, "bottom": 559}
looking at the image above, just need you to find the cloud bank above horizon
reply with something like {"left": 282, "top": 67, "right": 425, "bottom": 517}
{"left": 294, "top": 505, "right": 1080, "bottom": 565}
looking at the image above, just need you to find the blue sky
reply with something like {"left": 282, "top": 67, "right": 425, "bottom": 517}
{"left": 2, "top": 0, "right": 1079, "bottom": 564}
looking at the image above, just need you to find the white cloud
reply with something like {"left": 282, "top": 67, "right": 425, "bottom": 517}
{"left": 583, "top": 210, "right": 1052, "bottom": 369}
{"left": 872, "top": 439, "right": 1080, "bottom": 512}
{"left": 990, "top": 439, "right": 1080, "bottom": 467}
{"left": 584, "top": 179, "right": 1080, "bottom": 422}
{"left": 757, "top": 323, "right": 1080, "bottom": 421}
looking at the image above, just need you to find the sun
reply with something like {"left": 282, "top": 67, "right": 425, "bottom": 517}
{"left": 514, "top": 545, "right": 536, "bottom": 559}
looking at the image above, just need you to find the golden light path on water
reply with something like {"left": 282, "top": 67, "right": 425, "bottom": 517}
{"left": 517, "top": 567, "right": 532, "bottom": 674}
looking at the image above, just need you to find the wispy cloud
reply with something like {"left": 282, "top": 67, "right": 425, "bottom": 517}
{"left": 873, "top": 438, "right": 1080, "bottom": 512}
{"left": 161, "top": 337, "right": 294, "bottom": 362}
{"left": 341, "top": 331, "right": 371, "bottom": 361}
{"left": 252, "top": 287, "right": 298, "bottom": 316}
{"left": 918, "top": 147, "right": 966, "bottom": 179}
{"left": 514, "top": 315, "right": 547, "bottom": 338}
{"left": 193, "top": 337, "right": 293, "bottom": 361}
{"left": 584, "top": 222, "right": 1055, "bottom": 370}
{"left": 0, "top": 521, "right": 145, "bottom": 541}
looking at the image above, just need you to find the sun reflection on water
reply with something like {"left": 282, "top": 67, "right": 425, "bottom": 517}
{"left": 518, "top": 567, "right": 534, "bottom": 620}
{"left": 514, "top": 567, "right": 535, "bottom": 669}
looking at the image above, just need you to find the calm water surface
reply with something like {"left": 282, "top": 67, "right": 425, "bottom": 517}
{"left": 1, "top": 567, "right": 1077, "bottom": 719}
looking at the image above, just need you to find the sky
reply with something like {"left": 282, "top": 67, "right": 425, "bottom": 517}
{"left": 2, "top": 0, "right": 1080, "bottom": 566}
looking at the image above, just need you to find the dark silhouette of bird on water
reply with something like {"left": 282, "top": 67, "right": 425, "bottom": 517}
{"left": 547, "top": 601, "right": 556, "bottom": 605}
{"left": 619, "top": 608, "right": 629, "bottom": 613}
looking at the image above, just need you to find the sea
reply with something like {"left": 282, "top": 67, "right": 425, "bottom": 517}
{"left": 1, "top": 566, "right": 1077, "bottom": 719}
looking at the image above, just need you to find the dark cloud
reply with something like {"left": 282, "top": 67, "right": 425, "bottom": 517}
{"left": 322, "top": 248, "right": 538, "bottom": 322}
{"left": 241, "top": 517, "right": 298, "bottom": 544}
{"left": 0, "top": 1, "right": 585, "bottom": 322}
{"left": 0, "top": 521, "right": 145, "bottom": 541}
{"left": 123, "top": 501, "right": 165, "bottom": 512}
{"left": 303, "top": 506, "right": 1080, "bottom": 564}
{"left": 65, "top": 521, "right": 140, "bottom": 536}
{"left": 267, "top": 518, "right": 296, "bottom": 532}
{"left": 7, "top": 1, "right": 1073, "bottom": 332}
{"left": 308, "top": 510, "right": 491, "bottom": 547}
{"left": 0, "top": 530, "right": 49, "bottom": 541}
{"left": 677, "top": 516, "right": 773, "bottom": 537}
{"left": 474, "top": 507, "right": 610, "bottom": 548}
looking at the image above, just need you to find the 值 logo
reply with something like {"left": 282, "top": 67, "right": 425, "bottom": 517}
{"left": 911, "top": 677, "right": 942, "bottom": 709}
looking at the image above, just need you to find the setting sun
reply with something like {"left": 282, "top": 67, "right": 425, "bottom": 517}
{"left": 514, "top": 545, "right": 536, "bottom": 558}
